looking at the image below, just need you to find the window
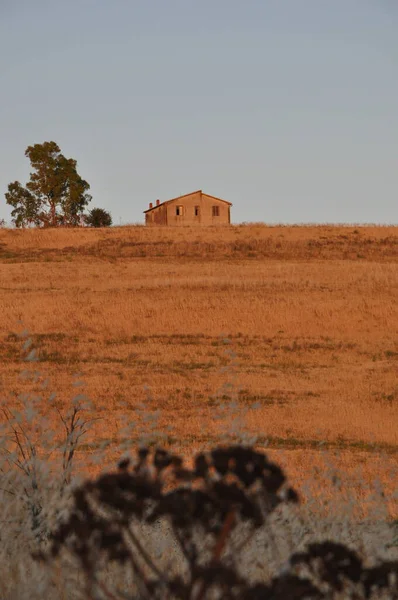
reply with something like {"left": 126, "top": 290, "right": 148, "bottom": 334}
{"left": 176, "top": 205, "right": 184, "bottom": 216}
{"left": 212, "top": 205, "right": 220, "bottom": 217}
{"left": 194, "top": 206, "right": 200, "bottom": 216}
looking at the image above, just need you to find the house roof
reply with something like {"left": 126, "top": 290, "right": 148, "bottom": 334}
{"left": 144, "top": 190, "right": 232, "bottom": 213}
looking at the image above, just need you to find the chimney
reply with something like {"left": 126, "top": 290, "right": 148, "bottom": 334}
{"left": 156, "top": 199, "right": 160, "bottom": 206}
{"left": 149, "top": 202, "right": 153, "bottom": 209}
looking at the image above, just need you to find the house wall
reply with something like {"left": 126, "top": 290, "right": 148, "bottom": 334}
{"left": 145, "top": 203, "right": 168, "bottom": 225}
{"left": 201, "top": 194, "right": 231, "bottom": 225}
{"left": 166, "top": 192, "right": 230, "bottom": 226}
{"left": 145, "top": 191, "right": 231, "bottom": 226}
{"left": 166, "top": 191, "right": 202, "bottom": 226}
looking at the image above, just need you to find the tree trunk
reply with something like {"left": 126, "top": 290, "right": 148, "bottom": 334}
{"left": 50, "top": 202, "right": 57, "bottom": 227}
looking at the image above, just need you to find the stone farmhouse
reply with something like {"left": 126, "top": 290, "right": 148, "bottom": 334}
{"left": 144, "top": 190, "right": 232, "bottom": 226}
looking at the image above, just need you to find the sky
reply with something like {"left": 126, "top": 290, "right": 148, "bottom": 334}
{"left": 0, "top": 0, "right": 397, "bottom": 226}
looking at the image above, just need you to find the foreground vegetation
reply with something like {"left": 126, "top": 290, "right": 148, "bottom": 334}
{"left": 0, "top": 353, "right": 397, "bottom": 598}
{"left": 33, "top": 446, "right": 398, "bottom": 599}
{"left": 0, "top": 330, "right": 396, "bottom": 598}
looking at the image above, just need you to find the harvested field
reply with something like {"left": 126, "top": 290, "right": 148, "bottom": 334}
{"left": 0, "top": 224, "right": 397, "bottom": 515}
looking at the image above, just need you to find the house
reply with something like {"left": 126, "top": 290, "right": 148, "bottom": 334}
{"left": 144, "top": 190, "right": 232, "bottom": 226}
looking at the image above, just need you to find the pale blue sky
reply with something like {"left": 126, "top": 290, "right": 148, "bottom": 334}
{"left": 0, "top": 0, "right": 397, "bottom": 225}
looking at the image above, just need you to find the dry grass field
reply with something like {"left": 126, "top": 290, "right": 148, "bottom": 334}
{"left": 0, "top": 224, "right": 397, "bottom": 516}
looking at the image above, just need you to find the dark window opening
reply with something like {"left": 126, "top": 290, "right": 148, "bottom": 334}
{"left": 176, "top": 205, "right": 184, "bottom": 216}
{"left": 212, "top": 205, "right": 220, "bottom": 217}
{"left": 194, "top": 206, "right": 200, "bottom": 216}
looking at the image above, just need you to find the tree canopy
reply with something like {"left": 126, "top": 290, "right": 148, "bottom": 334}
{"left": 5, "top": 141, "right": 92, "bottom": 228}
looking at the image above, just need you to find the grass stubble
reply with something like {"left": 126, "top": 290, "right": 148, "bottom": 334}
{"left": 0, "top": 224, "right": 397, "bottom": 597}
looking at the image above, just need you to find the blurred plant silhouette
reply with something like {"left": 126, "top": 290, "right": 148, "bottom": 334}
{"left": 34, "top": 445, "right": 398, "bottom": 599}
{"left": 0, "top": 326, "right": 397, "bottom": 599}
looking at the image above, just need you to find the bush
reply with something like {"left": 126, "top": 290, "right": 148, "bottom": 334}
{"left": 84, "top": 207, "right": 112, "bottom": 227}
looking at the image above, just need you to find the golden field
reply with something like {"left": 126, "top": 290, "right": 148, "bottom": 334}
{"left": 0, "top": 224, "right": 397, "bottom": 515}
